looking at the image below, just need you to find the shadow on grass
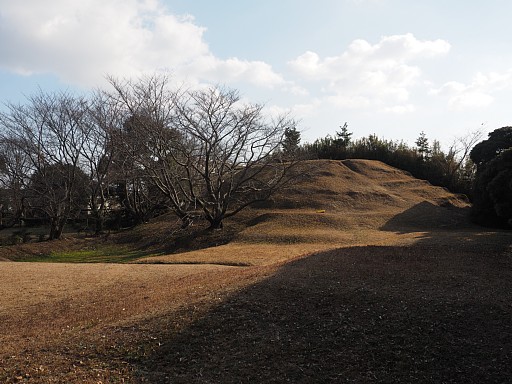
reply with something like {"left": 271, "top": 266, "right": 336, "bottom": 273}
{"left": 111, "top": 215, "right": 253, "bottom": 258}
{"left": 128, "top": 234, "right": 512, "bottom": 383}
{"left": 380, "top": 201, "right": 474, "bottom": 234}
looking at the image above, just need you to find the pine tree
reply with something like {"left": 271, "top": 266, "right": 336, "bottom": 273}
{"left": 282, "top": 127, "right": 301, "bottom": 157}
{"left": 335, "top": 122, "right": 352, "bottom": 148}
{"left": 415, "top": 131, "right": 431, "bottom": 159}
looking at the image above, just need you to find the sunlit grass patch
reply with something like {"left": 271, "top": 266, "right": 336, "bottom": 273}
{"left": 22, "top": 246, "right": 154, "bottom": 263}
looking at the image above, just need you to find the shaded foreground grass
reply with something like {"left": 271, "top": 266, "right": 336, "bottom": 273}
{"left": 133, "top": 240, "right": 512, "bottom": 383}
{"left": 132, "top": 243, "right": 512, "bottom": 383}
{"left": 3, "top": 236, "right": 509, "bottom": 382}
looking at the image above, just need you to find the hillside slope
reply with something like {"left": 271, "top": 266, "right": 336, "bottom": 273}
{"left": 141, "top": 159, "right": 472, "bottom": 265}
{"left": 273, "top": 159, "right": 466, "bottom": 211}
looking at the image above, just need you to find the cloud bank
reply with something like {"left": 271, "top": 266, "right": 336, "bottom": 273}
{"left": 431, "top": 70, "right": 512, "bottom": 110}
{"left": 2, "top": 0, "right": 507, "bottom": 126}
{"left": 0, "top": 0, "right": 286, "bottom": 88}
{"left": 288, "top": 33, "right": 451, "bottom": 113}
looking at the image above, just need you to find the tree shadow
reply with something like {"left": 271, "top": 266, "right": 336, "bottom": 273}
{"left": 129, "top": 233, "right": 512, "bottom": 383}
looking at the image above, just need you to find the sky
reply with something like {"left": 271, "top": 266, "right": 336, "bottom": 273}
{"left": 1, "top": 0, "right": 512, "bottom": 147}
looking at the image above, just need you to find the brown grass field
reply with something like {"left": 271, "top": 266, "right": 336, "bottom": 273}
{"left": 0, "top": 159, "right": 511, "bottom": 383}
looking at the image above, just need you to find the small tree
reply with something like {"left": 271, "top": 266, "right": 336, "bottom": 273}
{"left": 80, "top": 91, "right": 118, "bottom": 233}
{"left": 443, "top": 130, "right": 483, "bottom": 191}
{"left": 415, "top": 131, "right": 431, "bottom": 160}
{"left": 282, "top": 127, "right": 301, "bottom": 159}
{"left": 28, "top": 163, "right": 89, "bottom": 239}
{"left": 0, "top": 91, "right": 92, "bottom": 239}
{"left": 105, "top": 75, "right": 190, "bottom": 226}
{"left": 335, "top": 122, "right": 352, "bottom": 148}
{"left": 0, "top": 137, "right": 31, "bottom": 227}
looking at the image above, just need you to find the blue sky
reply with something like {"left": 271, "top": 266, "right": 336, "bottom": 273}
{"left": 1, "top": 0, "right": 512, "bottom": 146}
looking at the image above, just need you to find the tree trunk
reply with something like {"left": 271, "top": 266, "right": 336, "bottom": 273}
{"left": 48, "top": 218, "right": 58, "bottom": 240}
{"left": 94, "top": 215, "right": 104, "bottom": 234}
{"left": 48, "top": 217, "right": 66, "bottom": 240}
{"left": 208, "top": 218, "right": 224, "bottom": 230}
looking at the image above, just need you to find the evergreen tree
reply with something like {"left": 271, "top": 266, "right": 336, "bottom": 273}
{"left": 335, "top": 122, "right": 352, "bottom": 148}
{"left": 470, "top": 127, "right": 512, "bottom": 227}
{"left": 415, "top": 131, "right": 431, "bottom": 159}
{"left": 282, "top": 127, "right": 301, "bottom": 157}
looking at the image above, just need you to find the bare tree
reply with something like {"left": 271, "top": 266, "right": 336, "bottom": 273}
{"left": 445, "top": 130, "right": 484, "bottom": 188}
{"left": 0, "top": 91, "right": 91, "bottom": 239}
{"left": 0, "top": 136, "right": 31, "bottom": 226}
{"left": 172, "top": 86, "right": 299, "bottom": 229}
{"left": 105, "top": 75, "right": 177, "bottom": 225}
{"left": 79, "top": 91, "right": 118, "bottom": 233}
{"left": 106, "top": 75, "right": 300, "bottom": 229}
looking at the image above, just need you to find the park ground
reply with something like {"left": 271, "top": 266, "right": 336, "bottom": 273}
{"left": 1, "top": 160, "right": 511, "bottom": 383}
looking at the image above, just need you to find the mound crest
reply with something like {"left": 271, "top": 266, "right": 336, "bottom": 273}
{"left": 268, "top": 159, "right": 468, "bottom": 211}
{"left": 239, "top": 159, "right": 470, "bottom": 243}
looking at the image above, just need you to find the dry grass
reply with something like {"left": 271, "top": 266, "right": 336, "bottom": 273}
{"left": 1, "top": 159, "right": 510, "bottom": 383}
{"left": 138, "top": 241, "right": 512, "bottom": 383}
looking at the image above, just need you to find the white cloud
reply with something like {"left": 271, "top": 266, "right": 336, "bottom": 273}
{"left": 290, "top": 51, "right": 323, "bottom": 77}
{"left": 326, "top": 94, "right": 371, "bottom": 109}
{"left": 290, "top": 99, "right": 323, "bottom": 118}
{"left": 186, "top": 56, "right": 286, "bottom": 89}
{"left": 381, "top": 104, "right": 416, "bottom": 114}
{"left": 289, "top": 34, "right": 450, "bottom": 80}
{"left": 0, "top": 0, "right": 287, "bottom": 90}
{"left": 431, "top": 70, "right": 512, "bottom": 110}
{"left": 450, "top": 92, "right": 494, "bottom": 109}
{"left": 264, "top": 98, "right": 321, "bottom": 121}
{"left": 288, "top": 33, "right": 450, "bottom": 111}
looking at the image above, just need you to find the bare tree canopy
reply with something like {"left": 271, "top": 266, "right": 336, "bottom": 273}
{"left": 173, "top": 86, "right": 299, "bottom": 229}
{"left": 0, "top": 91, "right": 92, "bottom": 239}
{"left": 106, "top": 75, "right": 300, "bottom": 229}
{"left": 0, "top": 75, "right": 301, "bottom": 238}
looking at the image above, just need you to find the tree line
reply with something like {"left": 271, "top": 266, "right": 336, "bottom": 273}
{"left": 287, "top": 124, "right": 480, "bottom": 195}
{"left": 1, "top": 75, "right": 510, "bottom": 241}
{"left": 0, "top": 75, "right": 299, "bottom": 239}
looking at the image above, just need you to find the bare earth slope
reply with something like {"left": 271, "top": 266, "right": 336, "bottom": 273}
{"left": 1, "top": 160, "right": 510, "bottom": 383}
